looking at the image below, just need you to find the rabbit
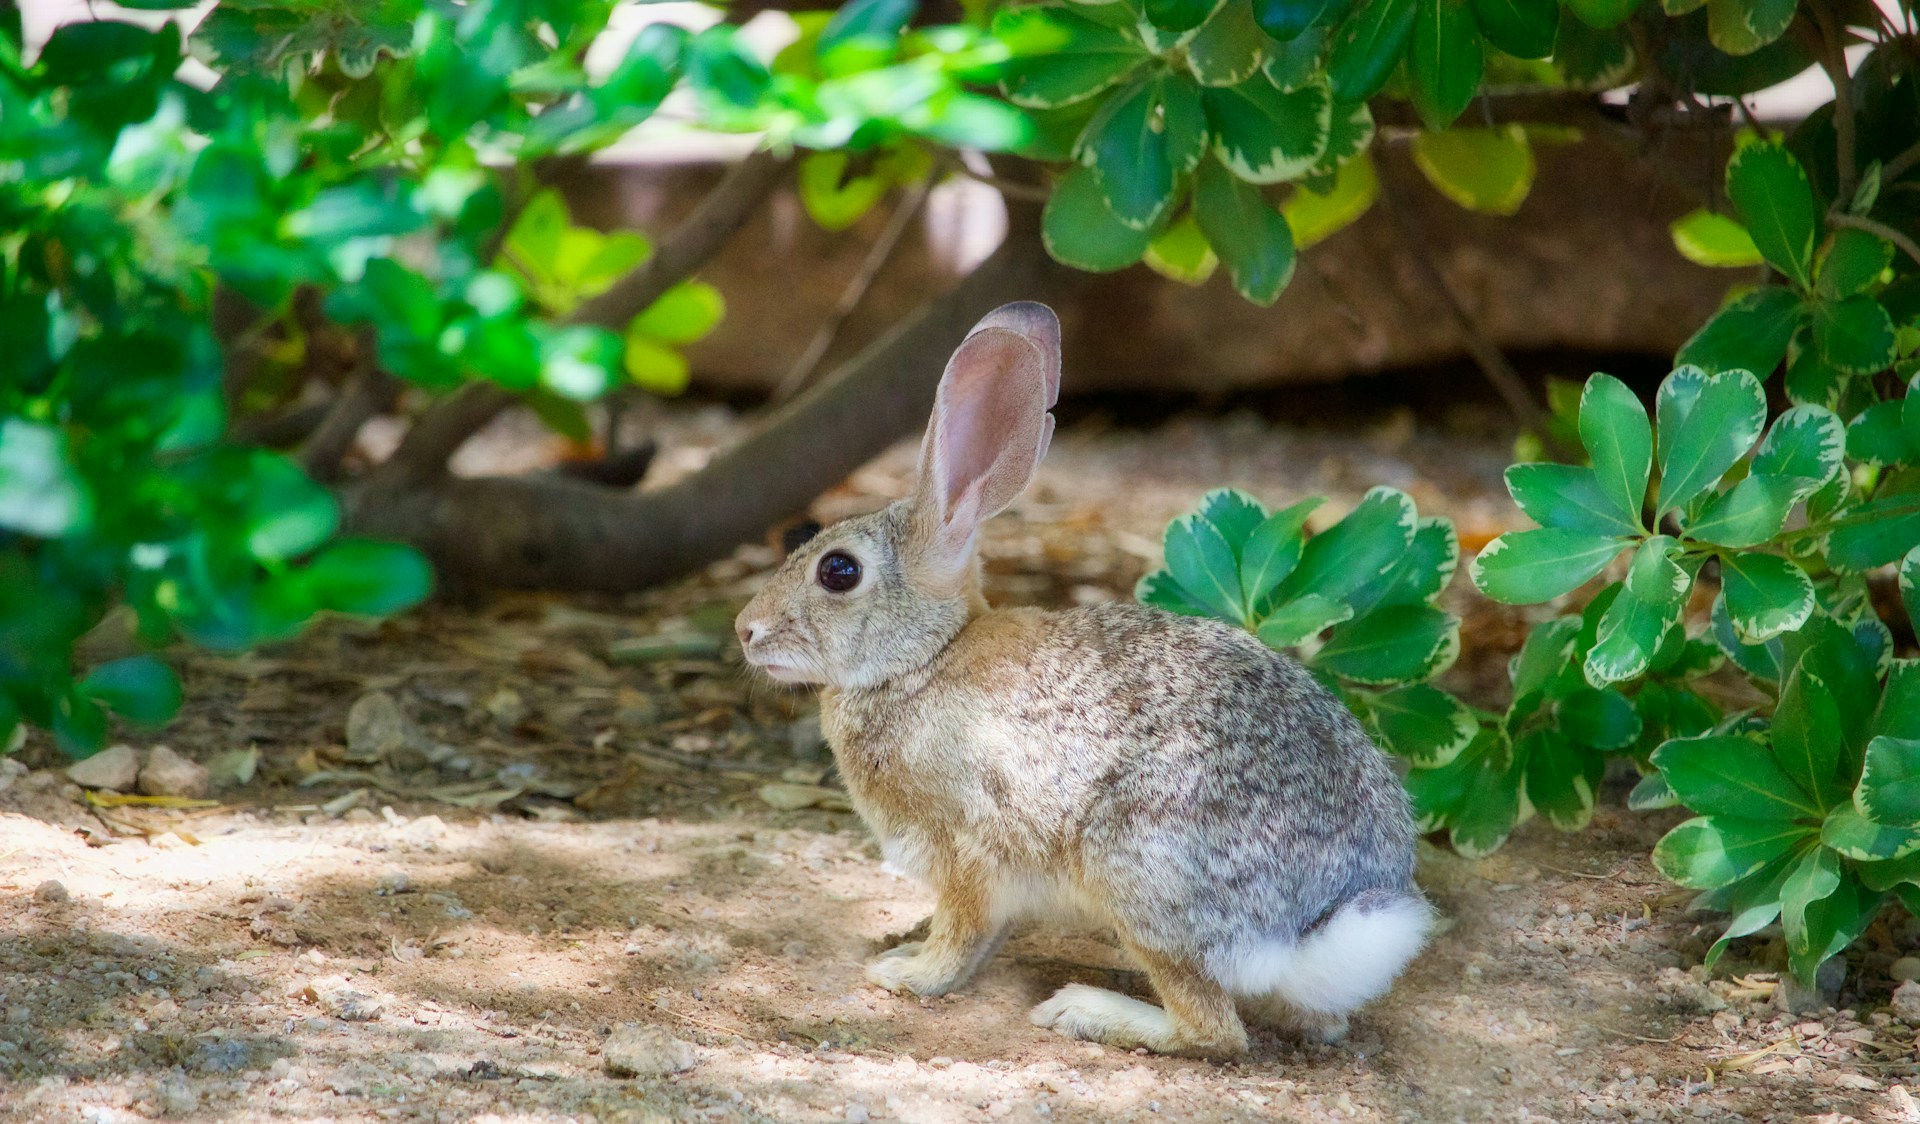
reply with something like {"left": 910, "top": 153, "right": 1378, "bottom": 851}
{"left": 734, "top": 301, "right": 1431, "bottom": 1058}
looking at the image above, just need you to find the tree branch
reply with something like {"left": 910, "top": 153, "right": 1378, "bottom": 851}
{"left": 341, "top": 213, "right": 1067, "bottom": 591}
{"left": 1813, "top": 0, "right": 1859, "bottom": 206}
{"left": 773, "top": 176, "right": 931, "bottom": 402}
{"left": 1830, "top": 212, "right": 1920, "bottom": 267}
{"left": 299, "top": 366, "right": 399, "bottom": 483}
{"left": 384, "top": 149, "right": 791, "bottom": 478}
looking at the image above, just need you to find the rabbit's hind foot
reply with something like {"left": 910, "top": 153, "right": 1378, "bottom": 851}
{"left": 1240, "top": 995, "right": 1350, "bottom": 1044}
{"left": 1031, "top": 947, "right": 1248, "bottom": 1059}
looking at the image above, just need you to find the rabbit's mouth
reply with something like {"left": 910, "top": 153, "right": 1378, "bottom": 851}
{"left": 745, "top": 653, "right": 822, "bottom": 685}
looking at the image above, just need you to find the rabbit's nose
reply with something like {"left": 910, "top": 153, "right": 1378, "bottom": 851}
{"left": 736, "top": 619, "right": 766, "bottom": 647}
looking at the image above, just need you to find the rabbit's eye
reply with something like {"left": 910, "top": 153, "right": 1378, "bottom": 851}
{"left": 816, "top": 551, "right": 862, "bottom": 593}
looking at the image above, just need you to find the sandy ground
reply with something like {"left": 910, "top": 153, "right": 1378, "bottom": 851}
{"left": 4, "top": 398, "right": 1918, "bottom": 1123}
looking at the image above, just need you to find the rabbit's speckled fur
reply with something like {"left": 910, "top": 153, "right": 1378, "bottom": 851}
{"left": 736, "top": 303, "right": 1429, "bottom": 1057}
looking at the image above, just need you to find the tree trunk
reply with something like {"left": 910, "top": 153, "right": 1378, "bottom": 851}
{"left": 340, "top": 228, "right": 1065, "bottom": 591}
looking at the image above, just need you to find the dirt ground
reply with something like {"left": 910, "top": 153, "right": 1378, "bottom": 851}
{"left": 5, "top": 394, "right": 1920, "bottom": 1123}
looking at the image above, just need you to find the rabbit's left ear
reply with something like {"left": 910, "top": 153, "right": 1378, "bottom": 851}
{"left": 908, "top": 302, "right": 1061, "bottom": 588}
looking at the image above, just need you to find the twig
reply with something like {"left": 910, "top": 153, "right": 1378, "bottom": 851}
{"left": 385, "top": 150, "right": 790, "bottom": 477}
{"left": 1813, "top": 1, "right": 1859, "bottom": 205}
{"left": 231, "top": 399, "right": 333, "bottom": 448}
{"left": 1374, "top": 165, "right": 1569, "bottom": 457}
{"left": 938, "top": 156, "right": 1050, "bottom": 203}
{"left": 1883, "top": 138, "right": 1920, "bottom": 186}
{"left": 773, "top": 177, "right": 932, "bottom": 402}
{"left": 299, "top": 365, "right": 399, "bottom": 482}
{"left": 1829, "top": 212, "right": 1920, "bottom": 267}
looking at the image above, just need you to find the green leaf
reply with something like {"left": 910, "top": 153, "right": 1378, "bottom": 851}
{"left": 1446, "top": 740, "right": 1526, "bottom": 856}
{"left": 1565, "top": 0, "right": 1640, "bottom": 26}
{"left": 1138, "top": 569, "right": 1214, "bottom": 616}
{"left": 78, "top": 656, "right": 182, "bottom": 728}
{"left": 632, "top": 282, "right": 725, "bottom": 346}
{"left": 1147, "top": 0, "right": 1226, "bottom": 34}
{"left": 1817, "top": 229, "right": 1895, "bottom": 301}
{"left": 1523, "top": 729, "right": 1600, "bottom": 830}
{"left": 1191, "top": 158, "right": 1298, "bottom": 305}
{"left": 1079, "top": 76, "right": 1203, "bottom": 229}
{"left": 1042, "top": 165, "right": 1153, "bottom": 272}
{"left": 1198, "top": 488, "right": 1268, "bottom": 548}
{"left": 1470, "top": 0, "right": 1558, "bottom": 58}
{"left": 1143, "top": 212, "right": 1219, "bottom": 284}
{"left": 1903, "top": 550, "right": 1920, "bottom": 650}
{"left": 1202, "top": 74, "right": 1332, "bottom": 184}
{"left": 1701, "top": 853, "right": 1795, "bottom": 970}
{"left": 1845, "top": 400, "right": 1907, "bottom": 465}
{"left": 624, "top": 335, "right": 691, "bottom": 395}
{"left": 1675, "top": 287, "right": 1801, "bottom": 377}
{"left": 1652, "top": 733, "right": 1821, "bottom": 820}
{"left": 1707, "top": 0, "right": 1798, "bottom": 56}
{"left": 1790, "top": 875, "right": 1882, "bottom": 986}
{"left": 1164, "top": 511, "right": 1246, "bottom": 621}
{"left": 1470, "top": 528, "right": 1623, "bottom": 604}
{"left": 687, "top": 26, "right": 771, "bottom": 112}
{"left": 1652, "top": 814, "right": 1811, "bottom": 889}
{"left": 1277, "top": 487, "right": 1416, "bottom": 604}
{"left": 1775, "top": 666, "right": 1846, "bottom": 809}
{"left": 1629, "top": 769, "right": 1680, "bottom": 810}
{"left": 1579, "top": 373, "right": 1652, "bottom": 527}
{"left": 1407, "top": 0, "right": 1485, "bottom": 131}
{"left": 1857, "top": 735, "right": 1920, "bottom": 825}
{"left": 1370, "top": 517, "right": 1460, "bottom": 609}
{"left": 1873, "top": 661, "right": 1920, "bottom": 744}
{"left": 1556, "top": 686, "right": 1642, "bottom": 750}
{"left": 1827, "top": 484, "right": 1920, "bottom": 572}
{"left": 1370, "top": 683, "right": 1477, "bottom": 765}
{"left": 1282, "top": 152, "right": 1379, "bottom": 250}
{"left": 798, "top": 151, "right": 888, "bottom": 231}
{"left": 1255, "top": 593, "right": 1355, "bottom": 646}
{"left": 245, "top": 454, "right": 339, "bottom": 563}
{"left": 1505, "top": 463, "right": 1640, "bottom": 535}
{"left": 1254, "top": 0, "right": 1346, "bottom": 40}
{"left": 1263, "top": 25, "right": 1330, "bottom": 91}
{"left": 301, "top": 539, "right": 433, "bottom": 617}
{"left": 1778, "top": 845, "right": 1842, "bottom": 981}
{"left": 820, "top": 0, "right": 916, "bottom": 49}
{"left": 1654, "top": 366, "right": 1766, "bottom": 514}
{"left": 1239, "top": 498, "right": 1321, "bottom": 610}
{"left": 1670, "top": 209, "right": 1764, "bottom": 267}
{"left": 0, "top": 418, "right": 90, "bottom": 537}
{"left": 1685, "top": 474, "right": 1806, "bottom": 548}
{"left": 1585, "top": 536, "right": 1689, "bottom": 686}
{"left": 1719, "top": 552, "right": 1815, "bottom": 644}
{"left": 996, "top": 7, "right": 1151, "bottom": 110}
{"left": 1410, "top": 127, "right": 1534, "bottom": 215}
{"left": 1315, "top": 604, "right": 1459, "bottom": 683}
{"left": 1752, "top": 405, "right": 1844, "bottom": 489}
{"left": 1822, "top": 805, "right": 1920, "bottom": 861}
{"left": 1814, "top": 296, "right": 1897, "bottom": 375}
{"left": 1726, "top": 143, "right": 1816, "bottom": 287}
{"left": 1510, "top": 616, "right": 1579, "bottom": 701}
{"left": 541, "top": 326, "right": 621, "bottom": 402}
{"left": 1188, "top": 0, "right": 1267, "bottom": 86}
{"left": 1327, "top": 0, "right": 1419, "bottom": 102}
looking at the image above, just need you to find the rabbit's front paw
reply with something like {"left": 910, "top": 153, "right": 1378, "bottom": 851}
{"left": 864, "top": 945, "right": 962, "bottom": 996}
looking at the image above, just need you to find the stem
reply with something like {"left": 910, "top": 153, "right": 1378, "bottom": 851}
{"left": 299, "top": 366, "right": 399, "bottom": 483}
{"left": 772, "top": 176, "right": 931, "bottom": 403}
{"left": 1828, "top": 212, "right": 1920, "bottom": 267}
{"left": 1881, "top": 138, "right": 1920, "bottom": 187}
{"left": 1815, "top": 1, "right": 1859, "bottom": 206}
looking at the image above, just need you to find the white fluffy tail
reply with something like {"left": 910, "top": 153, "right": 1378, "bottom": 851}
{"left": 1205, "top": 890, "right": 1433, "bottom": 1016}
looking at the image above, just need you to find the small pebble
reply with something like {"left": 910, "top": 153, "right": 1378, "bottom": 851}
{"left": 1891, "top": 957, "right": 1920, "bottom": 983}
{"left": 33, "top": 880, "right": 68, "bottom": 904}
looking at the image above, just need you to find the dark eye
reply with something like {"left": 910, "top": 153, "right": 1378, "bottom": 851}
{"left": 816, "top": 551, "right": 861, "bottom": 593}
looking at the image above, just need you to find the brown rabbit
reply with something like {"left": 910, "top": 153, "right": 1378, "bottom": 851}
{"left": 735, "top": 303, "right": 1429, "bottom": 1057}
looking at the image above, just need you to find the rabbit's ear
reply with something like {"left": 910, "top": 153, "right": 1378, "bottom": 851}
{"left": 908, "top": 302, "right": 1061, "bottom": 587}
